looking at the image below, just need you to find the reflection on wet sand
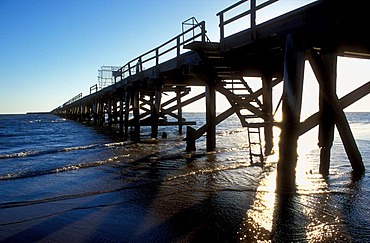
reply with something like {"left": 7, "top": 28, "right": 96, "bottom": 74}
{"left": 238, "top": 167, "right": 277, "bottom": 241}
{"left": 238, "top": 144, "right": 365, "bottom": 242}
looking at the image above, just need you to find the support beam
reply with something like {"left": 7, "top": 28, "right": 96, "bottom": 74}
{"left": 132, "top": 91, "right": 140, "bottom": 141}
{"left": 112, "top": 99, "right": 118, "bottom": 124}
{"left": 186, "top": 126, "right": 197, "bottom": 152}
{"left": 162, "top": 92, "right": 205, "bottom": 115}
{"left": 308, "top": 48, "right": 365, "bottom": 174}
{"left": 262, "top": 73, "right": 274, "bottom": 155}
{"left": 206, "top": 83, "right": 216, "bottom": 151}
{"left": 107, "top": 98, "right": 112, "bottom": 127}
{"left": 189, "top": 106, "right": 236, "bottom": 140}
{"left": 161, "top": 89, "right": 190, "bottom": 108}
{"left": 93, "top": 101, "right": 98, "bottom": 125}
{"left": 99, "top": 100, "right": 104, "bottom": 126}
{"left": 215, "top": 84, "right": 266, "bottom": 119}
{"left": 124, "top": 92, "right": 130, "bottom": 139}
{"left": 176, "top": 89, "right": 183, "bottom": 134}
{"left": 299, "top": 81, "right": 370, "bottom": 135}
{"left": 278, "top": 34, "right": 306, "bottom": 189}
{"left": 151, "top": 90, "right": 162, "bottom": 139}
{"left": 318, "top": 50, "right": 336, "bottom": 177}
{"left": 119, "top": 95, "right": 124, "bottom": 136}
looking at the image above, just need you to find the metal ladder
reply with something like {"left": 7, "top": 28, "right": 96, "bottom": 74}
{"left": 247, "top": 125, "right": 264, "bottom": 164}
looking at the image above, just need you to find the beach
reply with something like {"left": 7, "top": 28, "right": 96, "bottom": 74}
{"left": 0, "top": 113, "right": 369, "bottom": 242}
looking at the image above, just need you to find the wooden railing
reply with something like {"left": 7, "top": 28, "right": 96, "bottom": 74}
{"left": 217, "top": 0, "right": 278, "bottom": 42}
{"left": 62, "top": 93, "right": 82, "bottom": 107}
{"left": 113, "top": 20, "right": 207, "bottom": 83}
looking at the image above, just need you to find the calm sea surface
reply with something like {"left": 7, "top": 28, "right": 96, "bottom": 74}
{"left": 0, "top": 113, "right": 369, "bottom": 242}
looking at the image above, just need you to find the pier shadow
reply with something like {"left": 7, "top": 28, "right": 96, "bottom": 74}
{"left": 98, "top": 149, "right": 261, "bottom": 242}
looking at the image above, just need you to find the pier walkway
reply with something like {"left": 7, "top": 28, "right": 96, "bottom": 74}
{"left": 53, "top": 0, "right": 370, "bottom": 186}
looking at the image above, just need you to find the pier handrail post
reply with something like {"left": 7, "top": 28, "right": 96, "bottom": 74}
{"left": 217, "top": 0, "right": 278, "bottom": 44}
{"left": 219, "top": 13, "right": 225, "bottom": 43}
{"left": 177, "top": 36, "right": 181, "bottom": 57}
{"left": 201, "top": 21, "right": 206, "bottom": 42}
{"left": 155, "top": 48, "right": 159, "bottom": 66}
{"left": 138, "top": 57, "right": 143, "bottom": 74}
{"left": 250, "top": 0, "right": 256, "bottom": 40}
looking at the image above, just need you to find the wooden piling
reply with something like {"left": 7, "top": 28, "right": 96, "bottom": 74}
{"left": 112, "top": 99, "right": 117, "bottom": 125}
{"left": 317, "top": 49, "right": 336, "bottom": 177}
{"left": 177, "top": 89, "right": 183, "bottom": 135}
{"left": 206, "top": 83, "right": 216, "bottom": 151}
{"left": 119, "top": 95, "right": 124, "bottom": 136}
{"left": 150, "top": 90, "right": 162, "bottom": 139}
{"left": 132, "top": 91, "right": 140, "bottom": 141}
{"left": 93, "top": 102, "right": 97, "bottom": 125}
{"left": 277, "top": 34, "right": 306, "bottom": 188}
{"left": 262, "top": 73, "right": 274, "bottom": 155}
{"left": 186, "top": 126, "right": 197, "bottom": 152}
{"left": 124, "top": 92, "right": 130, "bottom": 139}
{"left": 98, "top": 100, "right": 104, "bottom": 126}
{"left": 107, "top": 98, "right": 112, "bottom": 127}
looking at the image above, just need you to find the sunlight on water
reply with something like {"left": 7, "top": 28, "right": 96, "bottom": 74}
{"left": 239, "top": 124, "right": 354, "bottom": 241}
{"left": 239, "top": 168, "right": 277, "bottom": 241}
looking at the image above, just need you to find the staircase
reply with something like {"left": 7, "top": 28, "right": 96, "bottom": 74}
{"left": 185, "top": 41, "right": 270, "bottom": 161}
{"left": 198, "top": 43, "right": 267, "bottom": 162}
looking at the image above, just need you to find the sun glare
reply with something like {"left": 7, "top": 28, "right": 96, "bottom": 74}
{"left": 239, "top": 169, "right": 277, "bottom": 241}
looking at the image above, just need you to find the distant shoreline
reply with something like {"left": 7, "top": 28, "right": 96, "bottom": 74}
{"left": 26, "top": 112, "right": 51, "bottom": 115}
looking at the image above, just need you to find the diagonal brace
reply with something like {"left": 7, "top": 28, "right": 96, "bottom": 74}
{"left": 307, "top": 48, "right": 365, "bottom": 174}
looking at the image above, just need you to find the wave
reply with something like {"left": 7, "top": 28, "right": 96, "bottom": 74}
{"left": 165, "top": 162, "right": 251, "bottom": 182}
{"left": 0, "top": 176, "right": 155, "bottom": 210}
{"left": 0, "top": 154, "right": 131, "bottom": 181}
{"left": 216, "top": 128, "right": 246, "bottom": 137}
{"left": 0, "top": 141, "right": 134, "bottom": 160}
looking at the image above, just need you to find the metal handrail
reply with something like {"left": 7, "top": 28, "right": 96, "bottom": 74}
{"left": 182, "top": 17, "right": 211, "bottom": 43}
{"left": 113, "top": 20, "right": 207, "bottom": 82}
{"left": 217, "top": 0, "right": 278, "bottom": 42}
{"left": 90, "top": 84, "right": 98, "bottom": 94}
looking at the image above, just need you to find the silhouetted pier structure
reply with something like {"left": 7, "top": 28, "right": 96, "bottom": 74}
{"left": 53, "top": 0, "right": 370, "bottom": 186}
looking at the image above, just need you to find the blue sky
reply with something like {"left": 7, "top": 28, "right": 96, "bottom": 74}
{"left": 1, "top": 0, "right": 369, "bottom": 114}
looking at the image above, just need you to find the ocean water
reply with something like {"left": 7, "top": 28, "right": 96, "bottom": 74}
{"left": 0, "top": 113, "right": 369, "bottom": 242}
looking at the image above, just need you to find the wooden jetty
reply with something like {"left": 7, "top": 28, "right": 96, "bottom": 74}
{"left": 52, "top": 0, "right": 370, "bottom": 187}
